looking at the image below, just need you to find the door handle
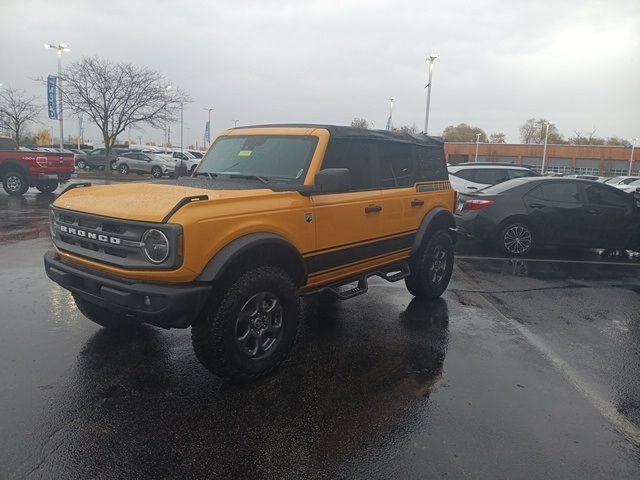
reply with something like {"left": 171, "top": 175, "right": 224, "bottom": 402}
{"left": 411, "top": 199, "right": 425, "bottom": 207}
{"left": 365, "top": 205, "right": 382, "bottom": 214}
{"left": 529, "top": 203, "right": 544, "bottom": 209}
{"left": 587, "top": 209, "right": 601, "bottom": 215}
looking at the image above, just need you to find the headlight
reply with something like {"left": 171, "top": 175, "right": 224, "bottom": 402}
{"left": 49, "top": 210, "right": 56, "bottom": 238}
{"left": 141, "top": 229, "right": 170, "bottom": 264}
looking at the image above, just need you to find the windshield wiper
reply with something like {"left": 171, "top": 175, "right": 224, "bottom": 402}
{"left": 228, "top": 174, "right": 270, "bottom": 185}
{"left": 194, "top": 172, "right": 218, "bottom": 179}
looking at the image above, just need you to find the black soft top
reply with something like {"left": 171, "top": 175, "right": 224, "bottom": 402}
{"left": 232, "top": 124, "right": 443, "bottom": 147}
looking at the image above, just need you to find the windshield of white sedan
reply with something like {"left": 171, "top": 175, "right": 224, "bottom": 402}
{"left": 198, "top": 135, "right": 318, "bottom": 183}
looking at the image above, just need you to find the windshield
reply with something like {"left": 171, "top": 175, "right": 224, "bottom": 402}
{"left": 198, "top": 135, "right": 318, "bottom": 183}
{"left": 619, "top": 177, "right": 640, "bottom": 185}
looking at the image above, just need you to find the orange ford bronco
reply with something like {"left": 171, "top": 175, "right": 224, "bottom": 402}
{"left": 44, "top": 125, "right": 457, "bottom": 381}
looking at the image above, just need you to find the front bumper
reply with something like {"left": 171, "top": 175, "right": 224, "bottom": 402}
{"left": 44, "top": 250, "right": 211, "bottom": 329}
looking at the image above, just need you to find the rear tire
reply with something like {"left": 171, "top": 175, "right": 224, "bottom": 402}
{"left": 498, "top": 222, "right": 534, "bottom": 256}
{"left": 405, "top": 230, "right": 454, "bottom": 300}
{"left": 76, "top": 159, "right": 86, "bottom": 169}
{"left": 191, "top": 266, "right": 300, "bottom": 382}
{"left": 2, "top": 171, "right": 29, "bottom": 196}
{"left": 118, "top": 164, "right": 129, "bottom": 175}
{"left": 73, "top": 295, "right": 136, "bottom": 330}
{"left": 36, "top": 180, "right": 58, "bottom": 193}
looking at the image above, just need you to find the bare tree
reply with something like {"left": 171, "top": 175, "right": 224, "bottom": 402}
{"left": 519, "top": 118, "right": 565, "bottom": 144}
{"left": 393, "top": 124, "right": 418, "bottom": 134}
{"left": 489, "top": 132, "right": 507, "bottom": 143}
{"left": 56, "top": 56, "right": 189, "bottom": 168}
{"left": 0, "top": 87, "right": 43, "bottom": 146}
{"left": 350, "top": 117, "right": 370, "bottom": 129}
{"left": 442, "top": 123, "right": 488, "bottom": 142}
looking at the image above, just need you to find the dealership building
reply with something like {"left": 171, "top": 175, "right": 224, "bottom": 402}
{"left": 444, "top": 143, "right": 638, "bottom": 176}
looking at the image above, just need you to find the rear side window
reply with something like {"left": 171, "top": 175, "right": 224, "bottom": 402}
{"left": 530, "top": 182, "right": 581, "bottom": 203}
{"left": 378, "top": 142, "right": 415, "bottom": 187}
{"left": 473, "top": 169, "right": 511, "bottom": 185}
{"left": 584, "top": 184, "right": 630, "bottom": 208}
{"left": 450, "top": 168, "right": 475, "bottom": 181}
{"left": 509, "top": 169, "right": 536, "bottom": 179}
{"left": 415, "top": 145, "right": 447, "bottom": 182}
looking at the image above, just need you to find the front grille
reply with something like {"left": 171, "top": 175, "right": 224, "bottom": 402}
{"left": 51, "top": 207, "right": 182, "bottom": 270}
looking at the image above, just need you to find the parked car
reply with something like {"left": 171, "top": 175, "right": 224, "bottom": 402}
{"left": 187, "top": 149, "right": 205, "bottom": 159}
{"left": 454, "top": 177, "right": 640, "bottom": 256}
{"left": 74, "top": 147, "right": 130, "bottom": 169}
{"left": 447, "top": 163, "right": 539, "bottom": 193}
{"left": 113, "top": 152, "right": 175, "bottom": 178}
{"left": 612, "top": 177, "right": 640, "bottom": 190}
{"left": 616, "top": 178, "right": 640, "bottom": 194}
{"left": 564, "top": 174, "right": 606, "bottom": 181}
{"left": 171, "top": 150, "right": 200, "bottom": 173}
{"left": 603, "top": 176, "right": 633, "bottom": 185}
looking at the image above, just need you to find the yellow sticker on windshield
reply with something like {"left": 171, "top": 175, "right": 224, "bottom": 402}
{"left": 238, "top": 150, "right": 252, "bottom": 157}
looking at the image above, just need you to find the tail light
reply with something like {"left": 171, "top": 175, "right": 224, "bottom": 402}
{"left": 465, "top": 199, "right": 496, "bottom": 210}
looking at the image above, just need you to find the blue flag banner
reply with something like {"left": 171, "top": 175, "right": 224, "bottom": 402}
{"left": 204, "top": 121, "right": 211, "bottom": 143}
{"left": 47, "top": 75, "right": 58, "bottom": 120}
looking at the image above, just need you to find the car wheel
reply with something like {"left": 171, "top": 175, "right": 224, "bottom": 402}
{"left": 73, "top": 295, "right": 137, "bottom": 331}
{"left": 191, "top": 266, "right": 300, "bottom": 382}
{"left": 118, "top": 164, "right": 129, "bottom": 175}
{"left": 151, "top": 166, "right": 162, "bottom": 178}
{"left": 110, "top": 160, "right": 118, "bottom": 170}
{"left": 35, "top": 180, "right": 58, "bottom": 193}
{"left": 76, "top": 159, "right": 86, "bottom": 169}
{"left": 405, "top": 229, "right": 454, "bottom": 300}
{"left": 498, "top": 222, "right": 534, "bottom": 256}
{"left": 2, "top": 171, "right": 29, "bottom": 196}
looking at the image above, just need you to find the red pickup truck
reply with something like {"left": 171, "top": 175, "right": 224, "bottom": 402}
{"left": 0, "top": 137, "right": 74, "bottom": 195}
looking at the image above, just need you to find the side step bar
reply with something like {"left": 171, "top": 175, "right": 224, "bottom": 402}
{"left": 318, "top": 262, "right": 411, "bottom": 300}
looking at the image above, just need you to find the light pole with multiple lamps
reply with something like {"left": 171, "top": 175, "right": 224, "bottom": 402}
{"left": 424, "top": 53, "right": 438, "bottom": 134}
{"left": 44, "top": 43, "right": 70, "bottom": 152}
{"left": 474, "top": 133, "right": 481, "bottom": 162}
{"left": 541, "top": 120, "right": 553, "bottom": 174}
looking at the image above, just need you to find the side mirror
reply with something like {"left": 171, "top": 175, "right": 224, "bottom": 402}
{"left": 314, "top": 168, "right": 350, "bottom": 193}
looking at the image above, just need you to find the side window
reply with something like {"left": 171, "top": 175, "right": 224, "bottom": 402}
{"left": 377, "top": 141, "right": 415, "bottom": 188}
{"left": 451, "top": 169, "right": 476, "bottom": 181}
{"left": 415, "top": 145, "right": 447, "bottom": 182}
{"left": 584, "top": 184, "right": 630, "bottom": 208}
{"left": 509, "top": 169, "right": 535, "bottom": 179}
{"left": 473, "top": 169, "right": 510, "bottom": 185}
{"left": 322, "top": 139, "right": 375, "bottom": 191}
{"left": 539, "top": 182, "right": 581, "bottom": 203}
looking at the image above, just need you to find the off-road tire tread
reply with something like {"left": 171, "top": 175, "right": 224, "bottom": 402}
{"left": 404, "top": 229, "right": 454, "bottom": 300}
{"left": 3, "top": 171, "right": 29, "bottom": 196}
{"left": 191, "top": 266, "right": 300, "bottom": 382}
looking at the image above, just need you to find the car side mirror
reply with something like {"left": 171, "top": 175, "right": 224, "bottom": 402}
{"left": 314, "top": 168, "right": 350, "bottom": 193}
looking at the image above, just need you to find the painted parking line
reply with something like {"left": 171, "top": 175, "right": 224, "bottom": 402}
{"left": 457, "top": 255, "right": 640, "bottom": 267}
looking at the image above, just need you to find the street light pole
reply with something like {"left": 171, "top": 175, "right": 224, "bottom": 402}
{"left": 541, "top": 121, "right": 553, "bottom": 174}
{"left": 44, "top": 43, "right": 70, "bottom": 152}
{"left": 233, "top": 119, "right": 239, "bottom": 128}
{"left": 629, "top": 137, "right": 638, "bottom": 175}
{"left": 474, "top": 133, "right": 481, "bottom": 162}
{"left": 424, "top": 53, "right": 438, "bottom": 134}
{"left": 386, "top": 97, "right": 395, "bottom": 130}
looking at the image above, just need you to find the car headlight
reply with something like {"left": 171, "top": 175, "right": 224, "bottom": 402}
{"left": 141, "top": 229, "right": 170, "bottom": 264}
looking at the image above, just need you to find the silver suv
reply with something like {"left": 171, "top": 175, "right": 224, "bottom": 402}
{"left": 114, "top": 152, "right": 175, "bottom": 178}
{"left": 448, "top": 163, "right": 539, "bottom": 193}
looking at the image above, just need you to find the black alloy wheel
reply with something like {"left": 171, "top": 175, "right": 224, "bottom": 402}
{"left": 118, "top": 164, "right": 129, "bottom": 174}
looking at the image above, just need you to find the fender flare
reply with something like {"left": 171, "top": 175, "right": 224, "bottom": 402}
{"left": 197, "top": 233, "right": 307, "bottom": 286}
{"left": 411, "top": 207, "right": 456, "bottom": 254}
{"left": 0, "top": 160, "right": 31, "bottom": 181}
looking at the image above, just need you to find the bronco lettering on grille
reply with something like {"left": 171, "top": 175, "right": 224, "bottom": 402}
{"left": 58, "top": 224, "right": 121, "bottom": 245}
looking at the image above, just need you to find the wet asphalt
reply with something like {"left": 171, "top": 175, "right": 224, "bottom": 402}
{"left": 1, "top": 182, "right": 639, "bottom": 479}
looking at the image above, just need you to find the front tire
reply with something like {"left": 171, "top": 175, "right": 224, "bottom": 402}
{"left": 118, "top": 164, "right": 129, "bottom": 175}
{"left": 151, "top": 166, "right": 162, "bottom": 178}
{"left": 405, "top": 230, "right": 454, "bottom": 300}
{"left": 73, "top": 295, "right": 136, "bottom": 330}
{"left": 2, "top": 171, "right": 29, "bottom": 196}
{"left": 76, "top": 159, "right": 86, "bottom": 169}
{"left": 498, "top": 222, "right": 534, "bottom": 256}
{"left": 36, "top": 180, "right": 58, "bottom": 193}
{"left": 191, "top": 266, "right": 300, "bottom": 382}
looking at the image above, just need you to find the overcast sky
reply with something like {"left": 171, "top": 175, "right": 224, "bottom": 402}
{"left": 2, "top": 0, "right": 639, "bottom": 146}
